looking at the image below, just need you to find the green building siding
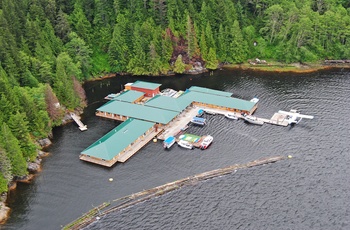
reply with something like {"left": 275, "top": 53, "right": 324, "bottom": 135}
{"left": 97, "top": 100, "right": 179, "bottom": 124}
{"left": 131, "top": 80, "right": 162, "bottom": 90}
{"left": 145, "top": 95, "right": 191, "bottom": 112}
{"left": 81, "top": 118, "right": 155, "bottom": 160}
{"left": 113, "top": 90, "right": 144, "bottom": 103}
{"left": 188, "top": 86, "right": 233, "bottom": 97}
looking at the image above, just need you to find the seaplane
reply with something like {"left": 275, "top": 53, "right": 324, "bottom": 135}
{"left": 278, "top": 109, "right": 314, "bottom": 125}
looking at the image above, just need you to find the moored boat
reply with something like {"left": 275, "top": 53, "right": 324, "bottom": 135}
{"left": 243, "top": 114, "right": 264, "bottom": 125}
{"left": 204, "top": 109, "right": 216, "bottom": 115}
{"left": 163, "top": 136, "right": 176, "bottom": 149}
{"left": 225, "top": 113, "right": 238, "bottom": 120}
{"left": 197, "top": 109, "right": 204, "bottom": 117}
{"left": 200, "top": 135, "right": 213, "bottom": 150}
{"left": 191, "top": 117, "right": 206, "bottom": 126}
{"left": 178, "top": 140, "right": 194, "bottom": 149}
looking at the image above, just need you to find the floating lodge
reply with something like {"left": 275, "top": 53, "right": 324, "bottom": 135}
{"left": 80, "top": 80, "right": 258, "bottom": 167}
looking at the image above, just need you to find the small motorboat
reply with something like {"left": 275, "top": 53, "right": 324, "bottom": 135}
{"left": 191, "top": 117, "right": 206, "bottom": 126}
{"left": 200, "top": 135, "right": 213, "bottom": 150}
{"left": 204, "top": 109, "right": 216, "bottom": 115}
{"left": 225, "top": 113, "right": 238, "bottom": 120}
{"left": 178, "top": 140, "right": 194, "bottom": 149}
{"left": 197, "top": 109, "right": 204, "bottom": 117}
{"left": 243, "top": 114, "right": 264, "bottom": 125}
{"left": 163, "top": 136, "right": 176, "bottom": 149}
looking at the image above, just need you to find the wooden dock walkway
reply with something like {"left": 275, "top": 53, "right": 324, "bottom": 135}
{"left": 117, "top": 128, "right": 163, "bottom": 162}
{"left": 158, "top": 107, "right": 290, "bottom": 140}
{"left": 70, "top": 113, "right": 87, "bottom": 131}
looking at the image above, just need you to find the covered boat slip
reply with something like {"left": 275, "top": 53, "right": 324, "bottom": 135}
{"left": 96, "top": 100, "right": 179, "bottom": 125}
{"left": 188, "top": 86, "right": 233, "bottom": 97}
{"left": 80, "top": 118, "right": 158, "bottom": 167}
{"left": 181, "top": 90, "right": 257, "bottom": 114}
{"left": 145, "top": 94, "right": 192, "bottom": 112}
{"left": 110, "top": 90, "right": 145, "bottom": 103}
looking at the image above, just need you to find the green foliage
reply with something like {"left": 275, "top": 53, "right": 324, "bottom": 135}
{"left": 1, "top": 0, "right": 350, "bottom": 190}
{"left": 173, "top": 55, "right": 186, "bottom": 73}
{"left": 205, "top": 48, "right": 218, "bottom": 70}
{"left": 0, "top": 123, "right": 27, "bottom": 177}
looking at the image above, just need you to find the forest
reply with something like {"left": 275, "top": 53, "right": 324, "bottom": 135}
{"left": 0, "top": 0, "right": 349, "bottom": 193}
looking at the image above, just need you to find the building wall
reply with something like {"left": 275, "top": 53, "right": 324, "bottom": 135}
{"left": 131, "top": 86, "right": 160, "bottom": 97}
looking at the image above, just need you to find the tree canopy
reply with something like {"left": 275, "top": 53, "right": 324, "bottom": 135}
{"left": 0, "top": 0, "right": 349, "bottom": 192}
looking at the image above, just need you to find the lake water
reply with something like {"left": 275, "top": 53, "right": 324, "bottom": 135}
{"left": 3, "top": 68, "right": 350, "bottom": 230}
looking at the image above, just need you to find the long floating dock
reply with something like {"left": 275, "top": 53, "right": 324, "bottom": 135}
{"left": 63, "top": 155, "right": 287, "bottom": 230}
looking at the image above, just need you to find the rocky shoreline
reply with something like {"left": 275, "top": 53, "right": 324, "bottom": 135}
{"left": 0, "top": 109, "right": 82, "bottom": 224}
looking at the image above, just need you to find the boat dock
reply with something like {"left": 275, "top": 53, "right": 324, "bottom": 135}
{"left": 70, "top": 113, "right": 87, "bottom": 131}
{"left": 158, "top": 107, "right": 290, "bottom": 141}
{"left": 80, "top": 81, "right": 311, "bottom": 167}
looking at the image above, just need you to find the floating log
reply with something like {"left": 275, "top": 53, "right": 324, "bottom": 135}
{"left": 63, "top": 155, "right": 286, "bottom": 230}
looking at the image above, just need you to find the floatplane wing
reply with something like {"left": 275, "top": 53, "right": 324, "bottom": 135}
{"left": 278, "top": 110, "right": 314, "bottom": 124}
{"left": 278, "top": 110, "right": 314, "bottom": 119}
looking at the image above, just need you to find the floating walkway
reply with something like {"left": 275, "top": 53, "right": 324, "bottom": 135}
{"left": 70, "top": 113, "right": 87, "bottom": 131}
{"left": 63, "top": 155, "right": 287, "bottom": 230}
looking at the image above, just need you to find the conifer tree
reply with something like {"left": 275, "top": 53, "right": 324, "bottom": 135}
{"left": 173, "top": 54, "right": 186, "bottom": 73}
{"left": 8, "top": 112, "right": 38, "bottom": 162}
{"left": 205, "top": 47, "right": 218, "bottom": 70}
{"left": 0, "top": 123, "right": 27, "bottom": 176}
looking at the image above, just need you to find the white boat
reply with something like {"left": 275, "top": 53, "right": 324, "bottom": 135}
{"left": 163, "top": 136, "right": 176, "bottom": 149}
{"left": 191, "top": 117, "right": 206, "bottom": 126}
{"left": 204, "top": 109, "right": 216, "bottom": 115}
{"left": 243, "top": 114, "right": 264, "bottom": 125}
{"left": 200, "top": 135, "right": 213, "bottom": 150}
{"left": 225, "top": 113, "right": 238, "bottom": 120}
{"left": 250, "top": 97, "right": 259, "bottom": 103}
{"left": 178, "top": 140, "right": 194, "bottom": 149}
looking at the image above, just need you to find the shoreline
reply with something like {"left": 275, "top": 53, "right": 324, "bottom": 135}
{"left": 88, "top": 62, "right": 350, "bottom": 82}
{"left": 222, "top": 62, "right": 350, "bottom": 73}
{"left": 0, "top": 109, "right": 81, "bottom": 224}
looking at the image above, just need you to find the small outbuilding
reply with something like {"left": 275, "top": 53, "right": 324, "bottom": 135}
{"left": 129, "top": 80, "right": 161, "bottom": 97}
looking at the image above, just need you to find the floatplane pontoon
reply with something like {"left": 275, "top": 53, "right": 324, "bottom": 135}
{"left": 278, "top": 109, "right": 314, "bottom": 125}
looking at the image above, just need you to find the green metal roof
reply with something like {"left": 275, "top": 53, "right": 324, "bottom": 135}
{"left": 180, "top": 91, "right": 255, "bottom": 111}
{"left": 97, "top": 100, "right": 179, "bottom": 124}
{"left": 188, "top": 86, "right": 232, "bottom": 97}
{"left": 81, "top": 118, "right": 155, "bottom": 160}
{"left": 113, "top": 90, "right": 144, "bottom": 103}
{"left": 131, "top": 80, "right": 162, "bottom": 90}
{"left": 145, "top": 95, "right": 192, "bottom": 112}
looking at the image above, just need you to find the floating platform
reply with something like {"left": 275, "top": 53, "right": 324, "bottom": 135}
{"left": 70, "top": 113, "right": 87, "bottom": 131}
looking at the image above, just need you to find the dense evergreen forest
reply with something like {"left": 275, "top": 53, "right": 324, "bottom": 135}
{"left": 0, "top": 0, "right": 349, "bottom": 193}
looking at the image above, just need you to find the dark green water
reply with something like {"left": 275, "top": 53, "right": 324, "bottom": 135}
{"left": 3, "top": 68, "right": 350, "bottom": 230}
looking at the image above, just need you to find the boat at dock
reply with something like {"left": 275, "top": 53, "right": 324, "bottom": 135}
{"left": 197, "top": 109, "right": 204, "bottom": 117}
{"left": 200, "top": 135, "right": 213, "bottom": 150}
{"left": 225, "top": 113, "right": 238, "bottom": 120}
{"left": 204, "top": 109, "right": 216, "bottom": 115}
{"left": 163, "top": 136, "right": 176, "bottom": 149}
{"left": 243, "top": 114, "right": 264, "bottom": 125}
{"left": 191, "top": 117, "right": 206, "bottom": 126}
{"left": 250, "top": 97, "right": 259, "bottom": 103}
{"left": 177, "top": 140, "right": 194, "bottom": 149}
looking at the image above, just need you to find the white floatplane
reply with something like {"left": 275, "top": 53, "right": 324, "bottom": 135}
{"left": 178, "top": 140, "right": 194, "bottom": 150}
{"left": 278, "top": 109, "right": 314, "bottom": 125}
{"left": 200, "top": 135, "right": 213, "bottom": 150}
